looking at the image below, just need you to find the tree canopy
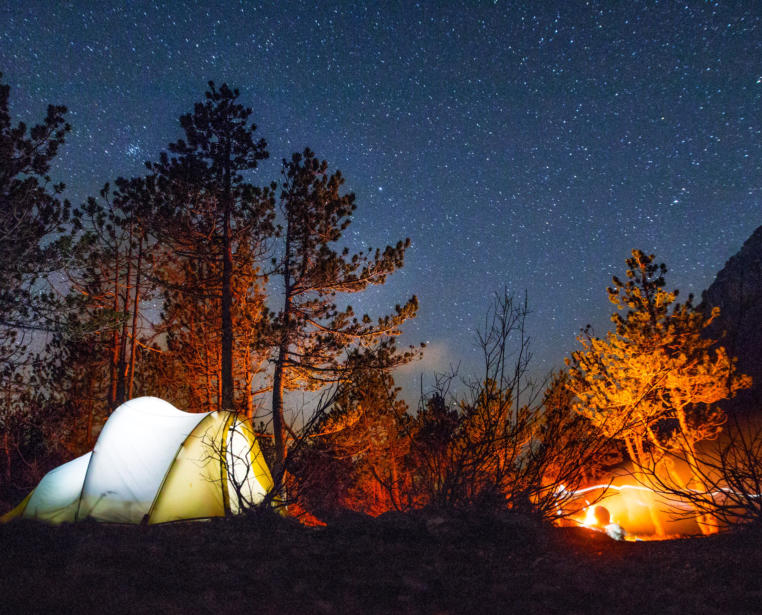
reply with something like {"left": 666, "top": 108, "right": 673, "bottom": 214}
{"left": 0, "top": 73, "right": 71, "bottom": 349}
{"left": 567, "top": 249, "right": 750, "bottom": 470}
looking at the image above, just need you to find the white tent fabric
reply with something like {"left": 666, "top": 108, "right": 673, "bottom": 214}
{"left": 1, "top": 397, "right": 274, "bottom": 524}
{"left": 23, "top": 452, "right": 92, "bottom": 524}
{"left": 79, "top": 397, "right": 210, "bottom": 523}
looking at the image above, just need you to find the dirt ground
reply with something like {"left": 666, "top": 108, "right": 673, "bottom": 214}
{"left": 1, "top": 510, "right": 761, "bottom": 614}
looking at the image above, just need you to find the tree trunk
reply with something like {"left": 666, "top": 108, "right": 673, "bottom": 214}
{"left": 220, "top": 141, "right": 234, "bottom": 412}
{"left": 631, "top": 435, "right": 667, "bottom": 537}
{"left": 115, "top": 223, "right": 134, "bottom": 407}
{"left": 85, "top": 370, "right": 94, "bottom": 446}
{"left": 674, "top": 407, "right": 718, "bottom": 535}
{"left": 127, "top": 236, "right": 143, "bottom": 400}
{"left": 271, "top": 218, "right": 293, "bottom": 484}
{"left": 390, "top": 454, "right": 400, "bottom": 510}
{"left": 109, "top": 242, "right": 120, "bottom": 412}
{"left": 244, "top": 345, "right": 254, "bottom": 419}
{"left": 271, "top": 341, "right": 288, "bottom": 483}
{"left": 205, "top": 337, "right": 213, "bottom": 413}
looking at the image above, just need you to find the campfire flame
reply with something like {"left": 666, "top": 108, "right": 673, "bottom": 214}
{"left": 560, "top": 482, "right": 699, "bottom": 541}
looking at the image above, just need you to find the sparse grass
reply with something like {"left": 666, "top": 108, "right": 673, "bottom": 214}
{"left": 1, "top": 512, "right": 761, "bottom": 614}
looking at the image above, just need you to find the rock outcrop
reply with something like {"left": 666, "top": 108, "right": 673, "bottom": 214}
{"left": 701, "top": 225, "right": 762, "bottom": 413}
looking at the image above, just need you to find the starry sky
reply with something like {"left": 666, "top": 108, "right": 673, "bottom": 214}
{"left": 2, "top": 1, "right": 760, "bottom": 399}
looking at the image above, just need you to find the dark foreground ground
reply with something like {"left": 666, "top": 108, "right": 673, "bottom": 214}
{"left": 1, "top": 510, "right": 761, "bottom": 614}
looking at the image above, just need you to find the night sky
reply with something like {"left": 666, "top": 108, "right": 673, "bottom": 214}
{"left": 2, "top": 1, "right": 760, "bottom": 398}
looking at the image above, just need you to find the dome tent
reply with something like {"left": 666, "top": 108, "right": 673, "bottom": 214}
{"left": 1, "top": 397, "right": 274, "bottom": 524}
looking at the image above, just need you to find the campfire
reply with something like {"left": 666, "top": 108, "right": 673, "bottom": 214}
{"left": 559, "top": 479, "right": 704, "bottom": 541}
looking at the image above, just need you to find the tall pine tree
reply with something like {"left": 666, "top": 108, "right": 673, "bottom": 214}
{"left": 148, "top": 82, "right": 273, "bottom": 412}
{"left": 270, "top": 148, "right": 418, "bottom": 480}
{"left": 0, "top": 73, "right": 71, "bottom": 361}
{"left": 0, "top": 74, "right": 71, "bottom": 493}
{"left": 69, "top": 178, "right": 158, "bottom": 412}
{"left": 567, "top": 249, "right": 750, "bottom": 531}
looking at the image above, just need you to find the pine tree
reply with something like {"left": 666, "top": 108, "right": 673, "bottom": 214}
{"left": 567, "top": 249, "right": 750, "bottom": 526}
{"left": 69, "top": 179, "right": 158, "bottom": 412}
{"left": 0, "top": 74, "right": 72, "bottom": 490}
{"left": 148, "top": 82, "right": 273, "bottom": 412}
{"left": 315, "top": 366, "right": 411, "bottom": 514}
{"left": 158, "top": 239, "right": 269, "bottom": 415}
{"left": 270, "top": 148, "right": 418, "bottom": 480}
{"left": 0, "top": 72, "right": 71, "bottom": 362}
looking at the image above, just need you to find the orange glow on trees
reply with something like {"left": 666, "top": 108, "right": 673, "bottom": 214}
{"left": 269, "top": 149, "right": 418, "bottom": 483}
{"left": 293, "top": 365, "right": 412, "bottom": 516}
{"left": 567, "top": 249, "right": 750, "bottom": 533}
{"left": 156, "top": 239, "right": 270, "bottom": 417}
{"left": 147, "top": 82, "right": 272, "bottom": 415}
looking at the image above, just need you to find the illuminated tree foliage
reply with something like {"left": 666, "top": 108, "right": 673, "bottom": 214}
{"left": 67, "top": 179, "right": 159, "bottom": 414}
{"left": 269, "top": 149, "right": 418, "bottom": 480}
{"left": 567, "top": 250, "right": 750, "bottom": 488}
{"left": 294, "top": 365, "right": 412, "bottom": 516}
{"left": 157, "top": 239, "right": 270, "bottom": 416}
{"left": 148, "top": 82, "right": 273, "bottom": 413}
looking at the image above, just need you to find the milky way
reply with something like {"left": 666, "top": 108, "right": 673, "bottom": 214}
{"left": 2, "top": 1, "right": 760, "bottom": 397}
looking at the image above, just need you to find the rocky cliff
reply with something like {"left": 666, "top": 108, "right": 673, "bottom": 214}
{"left": 701, "top": 225, "right": 762, "bottom": 413}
